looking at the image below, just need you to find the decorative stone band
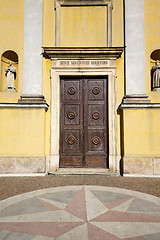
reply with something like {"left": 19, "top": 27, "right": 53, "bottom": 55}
{"left": 0, "top": 103, "right": 49, "bottom": 111}
{"left": 120, "top": 103, "right": 160, "bottom": 109}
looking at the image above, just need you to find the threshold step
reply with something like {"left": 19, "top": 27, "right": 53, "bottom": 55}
{"left": 49, "top": 168, "right": 119, "bottom": 176}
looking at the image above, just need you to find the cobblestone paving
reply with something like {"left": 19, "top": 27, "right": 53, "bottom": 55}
{"left": 0, "top": 175, "right": 160, "bottom": 200}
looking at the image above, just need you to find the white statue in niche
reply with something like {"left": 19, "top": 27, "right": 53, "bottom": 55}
{"left": 152, "top": 60, "right": 160, "bottom": 90}
{"left": 5, "top": 61, "right": 16, "bottom": 91}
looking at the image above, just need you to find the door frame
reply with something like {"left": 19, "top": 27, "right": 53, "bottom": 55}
{"left": 48, "top": 59, "right": 120, "bottom": 173}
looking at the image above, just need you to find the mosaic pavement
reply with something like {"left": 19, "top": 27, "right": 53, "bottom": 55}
{"left": 0, "top": 186, "right": 160, "bottom": 240}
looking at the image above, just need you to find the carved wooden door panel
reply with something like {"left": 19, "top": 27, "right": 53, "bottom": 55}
{"left": 84, "top": 78, "right": 107, "bottom": 167}
{"left": 60, "top": 78, "right": 83, "bottom": 167}
{"left": 60, "top": 77, "right": 108, "bottom": 168}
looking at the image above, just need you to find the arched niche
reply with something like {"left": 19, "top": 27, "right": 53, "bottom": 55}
{"left": 150, "top": 50, "right": 160, "bottom": 91}
{"left": 1, "top": 50, "right": 18, "bottom": 92}
{"left": 151, "top": 49, "right": 160, "bottom": 61}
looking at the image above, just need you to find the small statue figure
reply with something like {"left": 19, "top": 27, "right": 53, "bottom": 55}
{"left": 5, "top": 61, "right": 16, "bottom": 91}
{"left": 152, "top": 60, "right": 160, "bottom": 90}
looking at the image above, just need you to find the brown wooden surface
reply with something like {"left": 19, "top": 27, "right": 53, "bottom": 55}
{"left": 60, "top": 77, "right": 108, "bottom": 167}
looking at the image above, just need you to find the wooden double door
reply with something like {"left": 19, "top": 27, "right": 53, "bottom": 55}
{"left": 60, "top": 77, "right": 108, "bottom": 168}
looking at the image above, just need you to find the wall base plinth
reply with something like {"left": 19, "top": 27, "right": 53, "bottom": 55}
{"left": 0, "top": 157, "right": 46, "bottom": 175}
{"left": 123, "top": 157, "right": 160, "bottom": 176}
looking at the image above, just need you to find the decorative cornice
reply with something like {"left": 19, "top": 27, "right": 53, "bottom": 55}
{"left": 43, "top": 47, "right": 124, "bottom": 59}
{"left": 18, "top": 94, "right": 47, "bottom": 104}
{"left": 0, "top": 103, "right": 49, "bottom": 110}
{"left": 122, "top": 95, "right": 151, "bottom": 104}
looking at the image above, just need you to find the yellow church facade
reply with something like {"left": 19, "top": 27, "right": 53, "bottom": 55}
{"left": 0, "top": 0, "right": 160, "bottom": 176}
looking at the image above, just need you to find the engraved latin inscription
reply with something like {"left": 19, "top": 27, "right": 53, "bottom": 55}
{"left": 58, "top": 60, "right": 108, "bottom": 67}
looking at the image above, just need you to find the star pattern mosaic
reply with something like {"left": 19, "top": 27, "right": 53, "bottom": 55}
{"left": 0, "top": 186, "right": 160, "bottom": 240}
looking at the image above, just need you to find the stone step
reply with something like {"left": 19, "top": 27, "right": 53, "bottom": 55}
{"left": 50, "top": 168, "right": 119, "bottom": 176}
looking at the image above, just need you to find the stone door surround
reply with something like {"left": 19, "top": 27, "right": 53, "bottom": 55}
{"left": 43, "top": 47, "right": 123, "bottom": 173}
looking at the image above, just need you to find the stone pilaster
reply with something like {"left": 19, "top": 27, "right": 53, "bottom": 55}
{"left": 19, "top": 0, "right": 44, "bottom": 103}
{"left": 124, "top": 0, "right": 150, "bottom": 103}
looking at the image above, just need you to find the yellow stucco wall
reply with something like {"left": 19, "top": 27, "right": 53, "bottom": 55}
{"left": 60, "top": 6, "right": 107, "bottom": 47}
{"left": 112, "top": 0, "right": 124, "bottom": 156}
{"left": 0, "top": 108, "right": 47, "bottom": 173}
{"left": 43, "top": 59, "right": 51, "bottom": 157}
{"left": 123, "top": 109, "right": 160, "bottom": 157}
{"left": 112, "top": 0, "right": 124, "bottom": 47}
{"left": 43, "top": 0, "right": 55, "bottom": 47}
{"left": 122, "top": 108, "right": 160, "bottom": 175}
{"left": 0, "top": 109, "right": 45, "bottom": 156}
{"left": 117, "top": 52, "right": 125, "bottom": 156}
{"left": 0, "top": 0, "right": 24, "bottom": 102}
{"left": 43, "top": 0, "right": 55, "bottom": 157}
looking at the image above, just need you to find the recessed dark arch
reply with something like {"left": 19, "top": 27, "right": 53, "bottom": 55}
{"left": 2, "top": 50, "right": 18, "bottom": 63}
{"left": 150, "top": 49, "right": 160, "bottom": 61}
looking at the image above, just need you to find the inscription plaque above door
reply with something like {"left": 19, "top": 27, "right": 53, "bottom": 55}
{"left": 60, "top": 77, "right": 108, "bottom": 168}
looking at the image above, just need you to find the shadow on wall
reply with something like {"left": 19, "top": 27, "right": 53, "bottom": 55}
{"left": 117, "top": 106, "right": 124, "bottom": 176}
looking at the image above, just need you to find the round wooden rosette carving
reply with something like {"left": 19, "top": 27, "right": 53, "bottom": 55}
{"left": 92, "top": 136, "right": 101, "bottom": 145}
{"left": 92, "top": 111, "right": 100, "bottom": 120}
{"left": 67, "top": 111, "right": 76, "bottom": 120}
{"left": 67, "top": 136, "right": 76, "bottom": 145}
{"left": 92, "top": 87, "right": 100, "bottom": 95}
{"left": 67, "top": 87, "right": 76, "bottom": 95}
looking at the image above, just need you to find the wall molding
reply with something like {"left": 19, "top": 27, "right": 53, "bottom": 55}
{"left": 54, "top": 0, "right": 113, "bottom": 47}
{"left": 120, "top": 103, "right": 160, "bottom": 109}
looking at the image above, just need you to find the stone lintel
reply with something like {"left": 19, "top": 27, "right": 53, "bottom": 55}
{"left": 18, "top": 95, "right": 46, "bottom": 104}
{"left": 122, "top": 95, "right": 151, "bottom": 104}
{"left": 43, "top": 47, "right": 124, "bottom": 60}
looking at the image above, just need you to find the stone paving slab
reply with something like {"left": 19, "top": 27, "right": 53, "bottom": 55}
{"left": 0, "top": 186, "right": 160, "bottom": 240}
